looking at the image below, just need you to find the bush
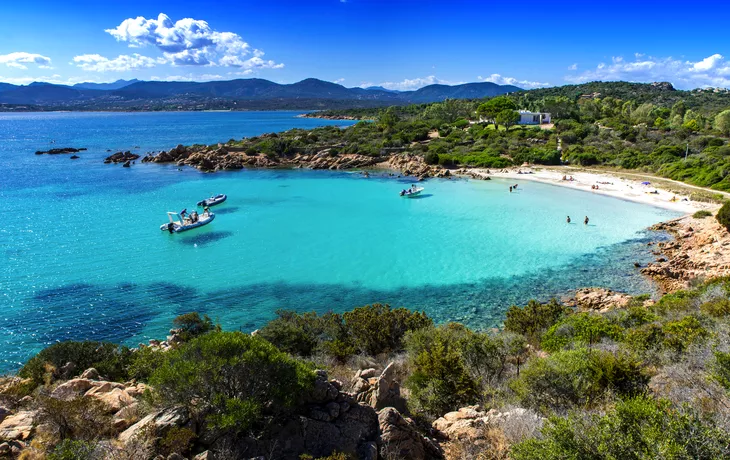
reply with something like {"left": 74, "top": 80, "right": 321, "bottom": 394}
{"left": 700, "top": 297, "right": 730, "bottom": 317}
{"left": 172, "top": 312, "right": 217, "bottom": 341}
{"left": 405, "top": 324, "right": 480, "bottom": 416}
{"left": 661, "top": 315, "right": 710, "bottom": 353}
{"left": 510, "top": 348, "right": 648, "bottom": 413}
{"left": 711, "top": 351, "right": 730, "bottom": 390}
{"left": 423, "top": 151, "right": 439, "bottom": 165}
{"left": 149, "top": 331, "right": 315, "bottom": 433}
{"left": 540, "top": 313, "right": 624, "bottom": 352}
{"left": 258, "top": 304, "right": 431, "bottom": 360}
{"left": 127, "top": 346, "right": 168, "bottom": 382}
{"left": 19, "top": 341, "right": 132, "bottom": 387}
{"left": 504, "top": 299, "right": 568, "bottom": 345}
{"left": 717, "top": 201, "right": 730, "bottom": 231}
{"left": 511, "top": 397, "right": 730, "bottom": 459}
{"left": 343, "top": 304, "right": 432, "bottom": 356}
{"left": 48, "top": 440, "right": 96, "bottom": 460}
{"left": 37, "top": 395, "right": 112, "bottom": 441}
{"left": 693, "top": 209, "right": 713, "bottom": 219}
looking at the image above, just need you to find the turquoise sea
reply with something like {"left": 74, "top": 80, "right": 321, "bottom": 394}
{"left": 0, "top": 111, "right": 680, "bottom": 372}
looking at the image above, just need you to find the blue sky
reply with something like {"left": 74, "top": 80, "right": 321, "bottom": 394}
{"left": 1, "top": 0, "right": 729, "bottom": 90}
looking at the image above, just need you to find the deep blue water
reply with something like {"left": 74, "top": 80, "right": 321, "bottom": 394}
{"left": 0, "top": 111, "right": 679, "bottom": 372}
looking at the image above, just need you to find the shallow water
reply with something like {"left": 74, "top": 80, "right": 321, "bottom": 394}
{"left": 0, "top": 111, "right": 680, "bottom": 371}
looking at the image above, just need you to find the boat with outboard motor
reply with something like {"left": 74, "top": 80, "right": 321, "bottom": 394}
{"left": 400, "top": 185, "right": 424, "bottom": 197}
{"left": 160, "top": 209, "right": 215, "bottom": 233}
{"left": 197, "top": 194, "right": 227, "bottom": 207}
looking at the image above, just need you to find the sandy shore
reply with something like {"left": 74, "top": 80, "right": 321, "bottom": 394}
{"left": 468, "top": 167, "right": 721, "bottom": 214}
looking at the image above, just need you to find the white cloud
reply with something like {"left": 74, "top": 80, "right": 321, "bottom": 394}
{"left": 150, "top": 73, "right": 226, "bottom": 82}
{"left": 362, "top": 75, "right": 462, "bottom": 91}
{"left": 477, "top": 74, "right": 550, "bottom": 89}
{"left": 334, "top": 78, "right": 345, "bottom": 84}
{"left": 565, "top": 53, "right": 730, "bottom": 89}
{"left": 104, "top": 13, "right": 282, "bottom": 69}
{"left": 72, "top": 53, "right": 165, "bottom": 72}
{"left": 568, "top": 63, "right": 578, "bottom": 71}
{"left": 0, "top": 52, "right": 52, "bottom": 70}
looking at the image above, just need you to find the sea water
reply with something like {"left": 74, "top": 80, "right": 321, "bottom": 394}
{"left": 0, "top": 111, "right": 680, "bottom": 371}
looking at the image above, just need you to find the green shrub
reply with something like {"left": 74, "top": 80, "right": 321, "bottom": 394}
{"left": 661, "top": 315, "right": 711, "bottom": 353}
{"left": 343, "top": 304, "right": 432, "bottom": 356}
{"left": 616, "top": 305, "right": 658, "bottom": 328}
{"left": 510, "top": 348, "right": 648, "bottom": 413}
{"left": 405, "top": 324, "right": 480, "bottom": 416}
{"left": 700, "top": 297, "right": 730, "bottom": 317}
{"left": 48, "top": 440, "right": 97, "bottom": 460}
{"left": 258, "top": 304, "right": 431, "bottom": 360}
{"left": 511, "top": 397, "right": 730, "bottom": 459}
{"left": 504, "top": 299, "right": 569, "bottom": 345}
{"left": 717, "top": 201, "right": 730, "bottom": 231}
{"left": 173, "top": 312, "right": 217, "bottom": 341}
{"left": 712, "top": 351, "right": 730, "bottom": 391}
{"left": 19, "top": 341, "right": 132, "bottom": 386}
{"left": 424, "top": 152, "right": 439, "bottom": 165}
{"left": 37, "top": 395, "right": 112, "bottom": 441}
{"left": 149, "top": 331, "right": 314, "bottom": 433}
{"left": 158, "top": 426, "right": 196, "bottom": 458}
{"left": 541, "top": 313, "right": 625, "bottom": 352}
{"left": 624, "top": 323, "right": 665, "bottom": 353}
{"left": 653, "top": 289, "right": 698, "bottom": 314}
{"left": 127, "top": 346, "right": 168, "bottom": 382}
{"left": 693, "top": 209, "right": 713, "bottom": 219}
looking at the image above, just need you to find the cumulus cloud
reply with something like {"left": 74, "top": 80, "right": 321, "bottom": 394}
{"left": 568, "top": 63, "right": 578, "bottom": 71}
{"left": 565, "top": 53, "right": 730, "bottom": 89}
{"left": 477, "top": 74, "right": 550, "bottom": 89}
{"left": 361, "top": 75, "right": 462, "bottom": 91}
{"left": 104, "top": 13, "right": 282, "bottom": 69}
{"left": 0, "top": 52, "right": 52, "bottom": 70}
{"left": 72, "top": 54, "right": 165, "bottom": 72}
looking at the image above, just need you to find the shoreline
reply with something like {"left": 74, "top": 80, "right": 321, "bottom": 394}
{"left": 465, "top": 166, "right": 720, "bottom": 214}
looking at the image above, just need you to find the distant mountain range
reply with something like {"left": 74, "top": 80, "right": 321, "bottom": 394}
{"left": 0, "top": 78, "right": 521, "bottom": 111}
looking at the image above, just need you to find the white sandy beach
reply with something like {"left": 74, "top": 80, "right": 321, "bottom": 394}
{"left": 468, "top": 167, "right": 722, "bottom": 214}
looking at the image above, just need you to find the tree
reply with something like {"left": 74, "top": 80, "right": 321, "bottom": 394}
{"left": 377, "top": 107, "right": 399, "bottom": 132}
{"left": 477, "top": 96, "right": 517, "bottom": 127}
{"left": 495, "top": 109, "right": 520, "bottom": 130}
{"left": 540, "top": 96, "right": 575, "bottom": 120}
{"left": 714, "top": 109, "right": 730, "bottom": 136}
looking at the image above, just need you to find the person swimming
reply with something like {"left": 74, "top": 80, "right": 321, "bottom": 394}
{"left": 584, "top": 216, "right": 589, "bottom": 225}
{"left": 567, "top": 216, "right": 571, "bottom": 223}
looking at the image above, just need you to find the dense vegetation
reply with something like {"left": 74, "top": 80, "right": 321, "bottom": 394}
{"left": 6, "top": 275, "right": 730, "bottom": 458}
{"left": 286, "top": 82, "right": 730, "bottom": 193}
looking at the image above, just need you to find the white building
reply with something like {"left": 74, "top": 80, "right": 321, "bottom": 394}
{"left": 517, "top": 110, "right": 551, "bottom": 125}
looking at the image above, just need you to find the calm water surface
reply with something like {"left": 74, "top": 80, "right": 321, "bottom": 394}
{"left": 0, "top": 111, "right": 680, "bottom": 371}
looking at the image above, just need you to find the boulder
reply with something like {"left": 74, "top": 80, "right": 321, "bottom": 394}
{"left": 307, "top": 370, "right": 339, "bottom": 404}
{"left": 80, "top": 368, "right": 100, "bottom": 380}
{"left": 119, "top": 407, "right": 191, "bottom": 444}
{"left": 0, "top": 407, "right": 8, "bottom": 424}
{"left": 86, "top": 386, "right": 136, "bottom": 413}
{"left": 432, "top": 406, "right": 488, "bottom": 440}
{"left": 51, "top": 378, "right": 95, "bottom": 400}
{"left": 0, "top": 442, "right": 9, "bottom": 455}
{"left": 193, "top": 451, "right": 213, "bottom": 460}
{"left": 371, "top": 363, "right": 406, "bottom": 412}
{"left": 0, "top": 410, "right": 36, "bottom": 441}
{"left": 564, "top": 287, "right": 633, "bottom": 312}
{"left": 378, "top": 407, "right": 442, "bottom": 460}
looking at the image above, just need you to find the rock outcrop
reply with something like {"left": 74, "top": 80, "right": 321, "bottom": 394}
{"left": 104, "top": 151, "right": 140, "bottom": 164}
{"left": 564, "top": 288, "right": 636, "bottom": 312}
{"left": 643, "top": 214, "right": 730, "bottom": 291}
{"left": 0, "top": 410, "right": 35, "bottom": 441}
{"left": 35, "top": 147, "right": 86, "bottom": 155}
{"left": 432, "top": 405, "right": 543, "bottom": 444}
{"left": 386, "top": 154, "right": 451, "bottom": 180}
{"left": 353, "top": 363, "right": 407, "bottom": 413}
{"left": 378, "top": 407, "right": 443, "bottom": 460}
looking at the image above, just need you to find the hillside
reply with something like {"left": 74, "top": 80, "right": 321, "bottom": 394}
{"left": 0, "top": 78, "right": 519, "bottom": 111}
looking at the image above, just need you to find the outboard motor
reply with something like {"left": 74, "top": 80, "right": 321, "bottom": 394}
{"left": 167, "top": 222, "right": 174, "bottom": 234}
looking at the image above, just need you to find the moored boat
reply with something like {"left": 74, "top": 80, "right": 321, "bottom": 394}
{"left": 400, "top": 186, "right": 424, "bottom": 197}
{"left": 160, "top": 210, "right": 215, "bottom": 233}
{"left": 197, "top": 194, "right": 227, "bottom": 207}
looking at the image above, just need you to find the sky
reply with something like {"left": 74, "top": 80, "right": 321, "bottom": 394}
{"left": 1, "top": 0, "right": 729, "bottom": 90}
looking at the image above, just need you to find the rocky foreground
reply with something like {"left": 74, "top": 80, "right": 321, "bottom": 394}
{"left": 140, "top": 142, "right": 452, "bottom": 180}
{"left": 0, "top": 328, "right": 540, "bottom": 460}
{"left": 642, "top": 214, "right": 730, "bottom": 292}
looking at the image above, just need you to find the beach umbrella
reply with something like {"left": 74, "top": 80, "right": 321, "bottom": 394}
{"left": 641, "top": 181, "right": 651, "bottom": 185}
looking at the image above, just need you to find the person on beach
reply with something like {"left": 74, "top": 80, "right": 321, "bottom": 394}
{"left": 567, "top": 216, "right": 571, "bottom": 223}
{"left": 584, "top": 216, "right": 589, "bottom": 225}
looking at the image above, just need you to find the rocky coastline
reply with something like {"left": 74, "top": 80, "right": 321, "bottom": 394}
{"left": 141, "top": 143, "right": 452, "bottom": 180}
{"left": 642, "top": 213, "right": 730, "bottom": 292}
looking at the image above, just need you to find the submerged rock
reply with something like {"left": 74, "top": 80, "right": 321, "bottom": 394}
{"left": 35, "top": 147, "right": 86, "bottom": 155}
{"left": 104, "top": 151, "right": 140, "bottom": 164}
